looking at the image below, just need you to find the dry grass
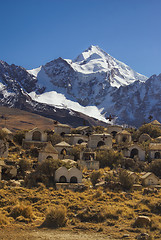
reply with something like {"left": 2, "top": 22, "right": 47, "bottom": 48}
{"left": 41, "top": 205, "right": 67, "bottom": 228}
{"left": 0, "top": 183, "right": 160, "bottom": 238}
{"left": 10, "top": 203, "right": 34, "bottom": 222}
{"left": 0, "top": 106, "right": 55, "bottom": 131}
{"left": 0, "top": 212, "right": 10, "bottom": 226}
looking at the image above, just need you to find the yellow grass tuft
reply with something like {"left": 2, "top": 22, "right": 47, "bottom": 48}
{"left": 10, "top": 203, "right": 34, "bottom": 221}
{"left": 41, "top": 205, "right": 67, "bottom": 228}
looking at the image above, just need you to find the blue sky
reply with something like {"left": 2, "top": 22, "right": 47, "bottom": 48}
{"left": 1, "top": 0, "right": 161, "bottom": 77}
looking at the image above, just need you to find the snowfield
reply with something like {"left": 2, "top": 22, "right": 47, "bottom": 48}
{"left": 29, "top": 91, "right": 109, "bottom": 123}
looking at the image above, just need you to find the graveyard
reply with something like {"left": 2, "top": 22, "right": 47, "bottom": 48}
{"left": 0, "top": 118, "right": 161, "bottom": 239}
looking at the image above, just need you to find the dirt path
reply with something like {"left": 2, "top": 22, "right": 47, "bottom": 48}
{"left": 0, "top": 228, "right": 115, "bottom": 240}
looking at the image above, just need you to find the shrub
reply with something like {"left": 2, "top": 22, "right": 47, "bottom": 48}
{"left": 25, "top": 159, "right": 64, "bottom": 187}
{"left": 18, "top": 159, "right": 32, "bottom": 176}
{"left": 47, "top": 133, "right": 70, "bottom": 145}
{"left": 0, "top": 212, "right": 9, "bottom": 226}
{"left": 13, "top": 130, "right": 26, "bottom": 145}
{"left": 70, "top": 145, "right": 85, "bottom": 161}
{"left": 24, "top": 171, "right": 49, "bottom": 188}
{"left": 77, "top": 206, "right": 119, "bottom": 223}
{"left": 38, "top": 158, "right": 62, "bottom": 177}
{"left": 90, "top": 170, "right": 102, "bottom": 186}
{"left": 92, "top": 188, "right": 103, "bottom": 199}
{"left": 93, "top": 126, "right": 105, "bottom": 134}
{"left": 77, "top": 207, "right": 105, "bottom": 223}
{"left": 96, "top": 149, "right": 123, "bottom": 168}
{"left": 136, "top": 123, "right": 161, "bottom": 139}
{"left": 29, "top": 147, "right": 39, "bottom": 158}
{"left": 150, "top": 200, "right": 161, "bottom": 214}
{"left": 10, "top": 203, "right": 34, "bottom": 221}
{"left": 148, "top": 159, "right": 161, "bottom": 178}
{"left": 41, "top": 205, "right": 67, "bottom": 228}
{"left": 119, "top": 169, "right": 133, "bottom": 191}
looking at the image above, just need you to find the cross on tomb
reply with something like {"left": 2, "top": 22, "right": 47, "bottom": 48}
{"left": 148, "top": 115, "right": 153, "bottom": 121}
{"left": 106, "top": 114, "right": 114, "bottom": 121}
{"left": 101, "top": 134, "right": 108, "bottom": 141}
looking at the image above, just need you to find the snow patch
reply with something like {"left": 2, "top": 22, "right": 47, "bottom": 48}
{"left": 29, "top": 91, "right": 109, "bottom": 123}
{"left": 27, "top": 66, "right": 42, "bottom": 77}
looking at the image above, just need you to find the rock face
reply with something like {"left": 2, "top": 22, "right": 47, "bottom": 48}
{"left": 108, "top": 74, "right": 161, "bottom": 126}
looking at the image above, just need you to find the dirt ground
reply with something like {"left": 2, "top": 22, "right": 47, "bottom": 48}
{"left": 0, "top": 226, "right": 115, "bottom": 240}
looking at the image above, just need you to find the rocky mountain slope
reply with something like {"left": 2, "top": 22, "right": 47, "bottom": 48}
{"left": 28, "top": 45, "right": 147, "bottom": 107}
{"left": 0, "top": 46, "right": 161, "bottom": 127}
{"left": 0, "top": 61, "right": 107, "bottom": 127}
{"left": 109, "top": 74, "right": 161, "bottom": 126}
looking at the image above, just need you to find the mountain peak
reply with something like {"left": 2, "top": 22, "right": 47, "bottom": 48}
{"left": 73, "top": 45, "right": 110, "bottom": 63}
{"left": 87, "top": 45, "right": 102, "bottom": 52}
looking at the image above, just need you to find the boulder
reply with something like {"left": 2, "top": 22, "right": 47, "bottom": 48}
{"left": 133, "top": 216, "right": 151, "bottom": 228}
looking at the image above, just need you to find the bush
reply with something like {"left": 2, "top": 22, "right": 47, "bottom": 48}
{"left": 47, "top": 133, "right": 70, "bottom": 145}
{"left": 38, "top": 158, "right": 62, "bottom": 177}
{"left": 77, "top": 206, "right": 119, "bottom": 223}
{"left": 93, "top": 126, "right": 105, "bottom": 134}
{"left": 148, "top": 159, "right": 161, "bottom": 178}
{"left": 150, "top": 200, "right": 161, "bottom": 214}
{"left": 25, "top": 159, "right": 65, "bottom": 187}
{"left": 119, "top": 169, "right": 133, "bottom": 191}
{"left": 136, "top": 123, "right": 161, "bottom": 139}
{"left": 13, "top": 131, "right": 26, "bottom": 145}
{"left": 0, "top": 212, "right": 9, "bottom": 226}
{"left": 70, "top": 145, "right": 85, "bottom": 161}
{"left": 29, "top": 147, "right": 39, "bottom": 158}
{"left": 96, "top": 149, "right": 123, "bottom": 168}
{"left": 10, "top": 203, "right": 34, "bottom": 221}
{"left": 18, "top": 159, "right": 32, "bottom": 176}
{"left": 24, "top": 171, "right": 49, "bottom": 188}
{"left": 90, "top": 170, "right": 102, "bottom": 186}
{"left": 41, "top": 205, "right": 67, "bottom": 228}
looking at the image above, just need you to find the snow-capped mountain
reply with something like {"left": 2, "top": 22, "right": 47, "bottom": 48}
{"left": 1, "top": 45, "right": 161, "bottom": 127}
{"left": 0, "top": 60, "right": 108, "bottom": 127}
{"left": 28, "top": 45, "right": 147, "bottom": 107}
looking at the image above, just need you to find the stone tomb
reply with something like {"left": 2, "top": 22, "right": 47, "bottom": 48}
{"left": 55, "top": 166, "right": 82, "bottom": 183}
{"left": 116, "top": 130, "right": 132, "bottom": 144}
{"left": 54, "top": 141, "right": 73, "bottom": 159}
{"left": 107, "top": 125, "right": 123, "bottom": 138}
{"left": 38, "top": 142, "right": 58, "bottom": 162}
{"left": 139, "top": 133, "right": 151, "bottom": 143}
{"left": 65, "top": 134, "right": 88, "bottom": 145}
{"left": 74, "top": 126, "right": 93, "bottom": 136}
{"left": 23, "top": 128, "right": 48, "bottom": 149}
{"left": 141, "top": 172, "right": 160, "bottom": 186}
{"left": 149, "top": 143, "right": 161, "bottom": 159}
{"left": 78, "top": 148, "right": 99, "bottom": 170}
{"left": 123, "top": 144, "right": 145, "bottom": 161}
{"left": 88, "top": 133, "right": 112, "bottom": 149}
{"left": 54, "top": 124, "right": 71, "bottom": 136}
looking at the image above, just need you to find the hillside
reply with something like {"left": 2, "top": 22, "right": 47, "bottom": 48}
{"left": 0, "top": 106, "right": 56, "bottom": 131}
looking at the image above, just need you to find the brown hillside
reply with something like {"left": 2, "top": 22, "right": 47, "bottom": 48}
{"left": 0, "top": 107, "right": 56, "bottom": 132}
